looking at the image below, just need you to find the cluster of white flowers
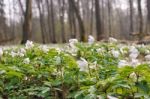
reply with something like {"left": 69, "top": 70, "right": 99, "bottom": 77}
{"left": 145, "top": 54, "right": 150, "bottom": 61}
{"left": 10, "top": 51, "right": 17, "bottom": 57}
{"left": 130, "top": 59, "right": 140, "bottom": 68}
{"left": 111, "top": 50, "right": 120, "bottom": 58}
{"left": 96, "top": 48, "right": 105, "bottom": 53}
{"left": 129, "top": 46, "right": 139, "bottom": 59}
{"left": 39, "top": 45, "right": 49, "bottom": 53}
{"left": 69, "top": 39, "right": 78, "bottom": 48}
{"left": 77, "top": 58, "right": 88, "bottom": 72}
{"left": 23, "top": 58, "right": 30, "bottom": 64}
{"left": 25, "top": 40, "right": 34, "bottom": 49}
{"left": 119, "top": 45, "right": 128, "bottom": 54}
{"left": 88, "top": 35, "right": 95, "bottom": 44}
{"left": 68, "top": 39, "right": 78, "bottom": 56}
{"left": 118, "top": 60, "right": 128, "bottom": 68}
{"left": 10, "top": 48, "right": 26, "bottom": 57}
{"left": 109, "top": 37, "right": 118, "bottom": 43}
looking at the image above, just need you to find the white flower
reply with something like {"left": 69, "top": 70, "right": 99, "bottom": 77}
{"left": 109, "top": 37, "right": 117, "bottom": 43}
{"left": 129, "top": 72, "right": 137, "bottom": 81}
{"left": 54, "top": 56, "right": 61, "bottom": 65}
{"left": 145, "top": 54, "right": 150, "bottom": 61}
{"left": 77, "top": 58, "right": 88, "bottom": 72}
{"left": 40, "top": 45, "right": 49, "bottom": 53}
{"left": 90, "top": 61, "right": 97, "bottom": 69}
{"left": 145, "top": 49, "right": 150, "bottom": 54}
{"left": 118, "top": 60, "right": 128, "bottom": 68}
{"left": 0, "top": 48, "right": 3, "bottom": 57}
{"left": 69, "top": 39, "right": 78, "bottom": 48}
{"left": 129, "top": 53, "right": 139, "bottom": 59}
{"left": 107, "top": 95, "right": 118, "bottom": 99}
{"left": 20, "top": 48, "right": 26, "bottom": 54}
{"left": 18, "top": 52, "right": 24, "bottom": 57}
{"left": 119, "top": 46, "right": 128, "bottom": 54}
{"left": 96, "top": 48, "right": 105, "bottom": 53}
{"left": 111, "top": 50, "right": 120, "bottom": 58}
{"left": 129, "top": 46, "right": 139, "bottom": 54}
{"left": 56, "top": 48, "right": 62, "bottom": 54}
{"left": 23, "top": 58, "right": 30, "bottom": 64}
{"left": 130, "top": 59, "right": 140, "bottom": 67}
{"left": 10, "top": 51, "right": 17, "bottom": 57}
{"left": 88, "top": 35, "right": 95, "bottom": 44}
{"left": 25, "top": 40, "right": 34, "bottom": 49}
{"left": 129, "top": 46, "right": 139, "bottom": 59}
{"left": 0, "top": 70, "right": 6, "bottom": 74}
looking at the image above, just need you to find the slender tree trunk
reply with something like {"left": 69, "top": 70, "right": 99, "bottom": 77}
{"left": 21, "top": 0, "right": 32, "bottom": 44}
{"left": 58, "top": 0, "right": 66, "bottom": 43}
{"left": 90, "top": 0, "right": 94, "bottom": 35}
{"left": 129, "top": 0, "right": 134, "bottom": 34}
{"left": 108, "top": 0, "right": 112, "bottom": 37}
{"left": 36, "top": 0, "right": 46, "bottom": 44}
{"left": 68, "top": 0, "right": 76, "bottom": 38}
{"left": 137, "top": 0, "right": 143, "bottom": 39}
{"left": 147, "top": 0, "right": 150, "bottom": 34}
{"left": 70, "top": 0, "right": 86, "bottom": 41}
{"left": 50, "top": 0, "right": 56, "bottom": 43}
{"left": 95, "top": 0, "right": 103, "bottom": 40}
{"left": 46, "top": 0, "right": 53, "bottom": 43}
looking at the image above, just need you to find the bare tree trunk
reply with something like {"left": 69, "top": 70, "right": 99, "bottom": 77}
{"left": 70, "top": 0, "right": 86, "bottom": 41}
{"left": 21, "top": 0, "right": 32, "bottom": 44}
{"left": 108, "top": 0, "right": 112, "bottom": 37}
{"left": 58, "top": 0, "right": 66, "bottom": 43}
{"left": 68, "top": 0, "right": 76, "bottom": 38}
{"left": 90, "top": 0, "right": 94, "bottom": 35}
{"left": 46, "top": 0, "right": 53, "bottom": 43}
{"left": 50, "top": 0, "right": 56, "bottom": 43}
{"left": 137, "top": 0, "right": 143, "bottom": 39}
{"left": 147, "top": 0, "right": 150, "bottom": 34}
{"left": 36, "top": 0, "right": 46, "bottom": 44}
{"left": 129, "top": 0, "right": 134, "bottom": 34}
{"left": 95, "top": 0, "right": 103, "bottom": 40}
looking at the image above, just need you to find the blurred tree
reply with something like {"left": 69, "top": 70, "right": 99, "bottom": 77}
{"left": 68, "top": 0, "right": 77, "bottom": 38}
{"left": 21, "top": 0, "right": 32, "bottom": 44}
{"left": 95, "top": 0, "right": 103, "bottom": 40}
{"left": 58, "top": 0, "right": 66, "bottom": 43}
{"left": 147, "top": 0, "right": 150, "bottom": 34}
{"left": 107, "top": 0, "right": 112, "bottom": 37}
{"left": 137, "top": 0, "right": 143, "bottom": 39}
{"left": 129, "top": 0, "right": 134, "bottom": 35}
{"left": 0, "top": 0, "right": 7, "bottom": 40}
{"left": 90, "top": 0, "right": 94, "bottom": 35}
{"left": 50, "top": 0, "right": 56, "bottom": 43}
{"left": 46, "top": 0, "right": 52, "bottom": 43}
{"left": 69, "top": 0, "right": 85, "bottom": 41}
{"left": 36, "top": 0, "right": 46, "bottom": 44}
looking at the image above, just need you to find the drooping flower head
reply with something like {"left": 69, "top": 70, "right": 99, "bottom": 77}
{"left": 77, "top": 58, "right": 88, "bottom": 72}
{"left": 25, "top": 40, "right": 34, "bottom": 49}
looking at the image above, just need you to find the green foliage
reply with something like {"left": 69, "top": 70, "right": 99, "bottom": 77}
{"left": 0, "top": 41, "right": 150, "bottom": 98}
